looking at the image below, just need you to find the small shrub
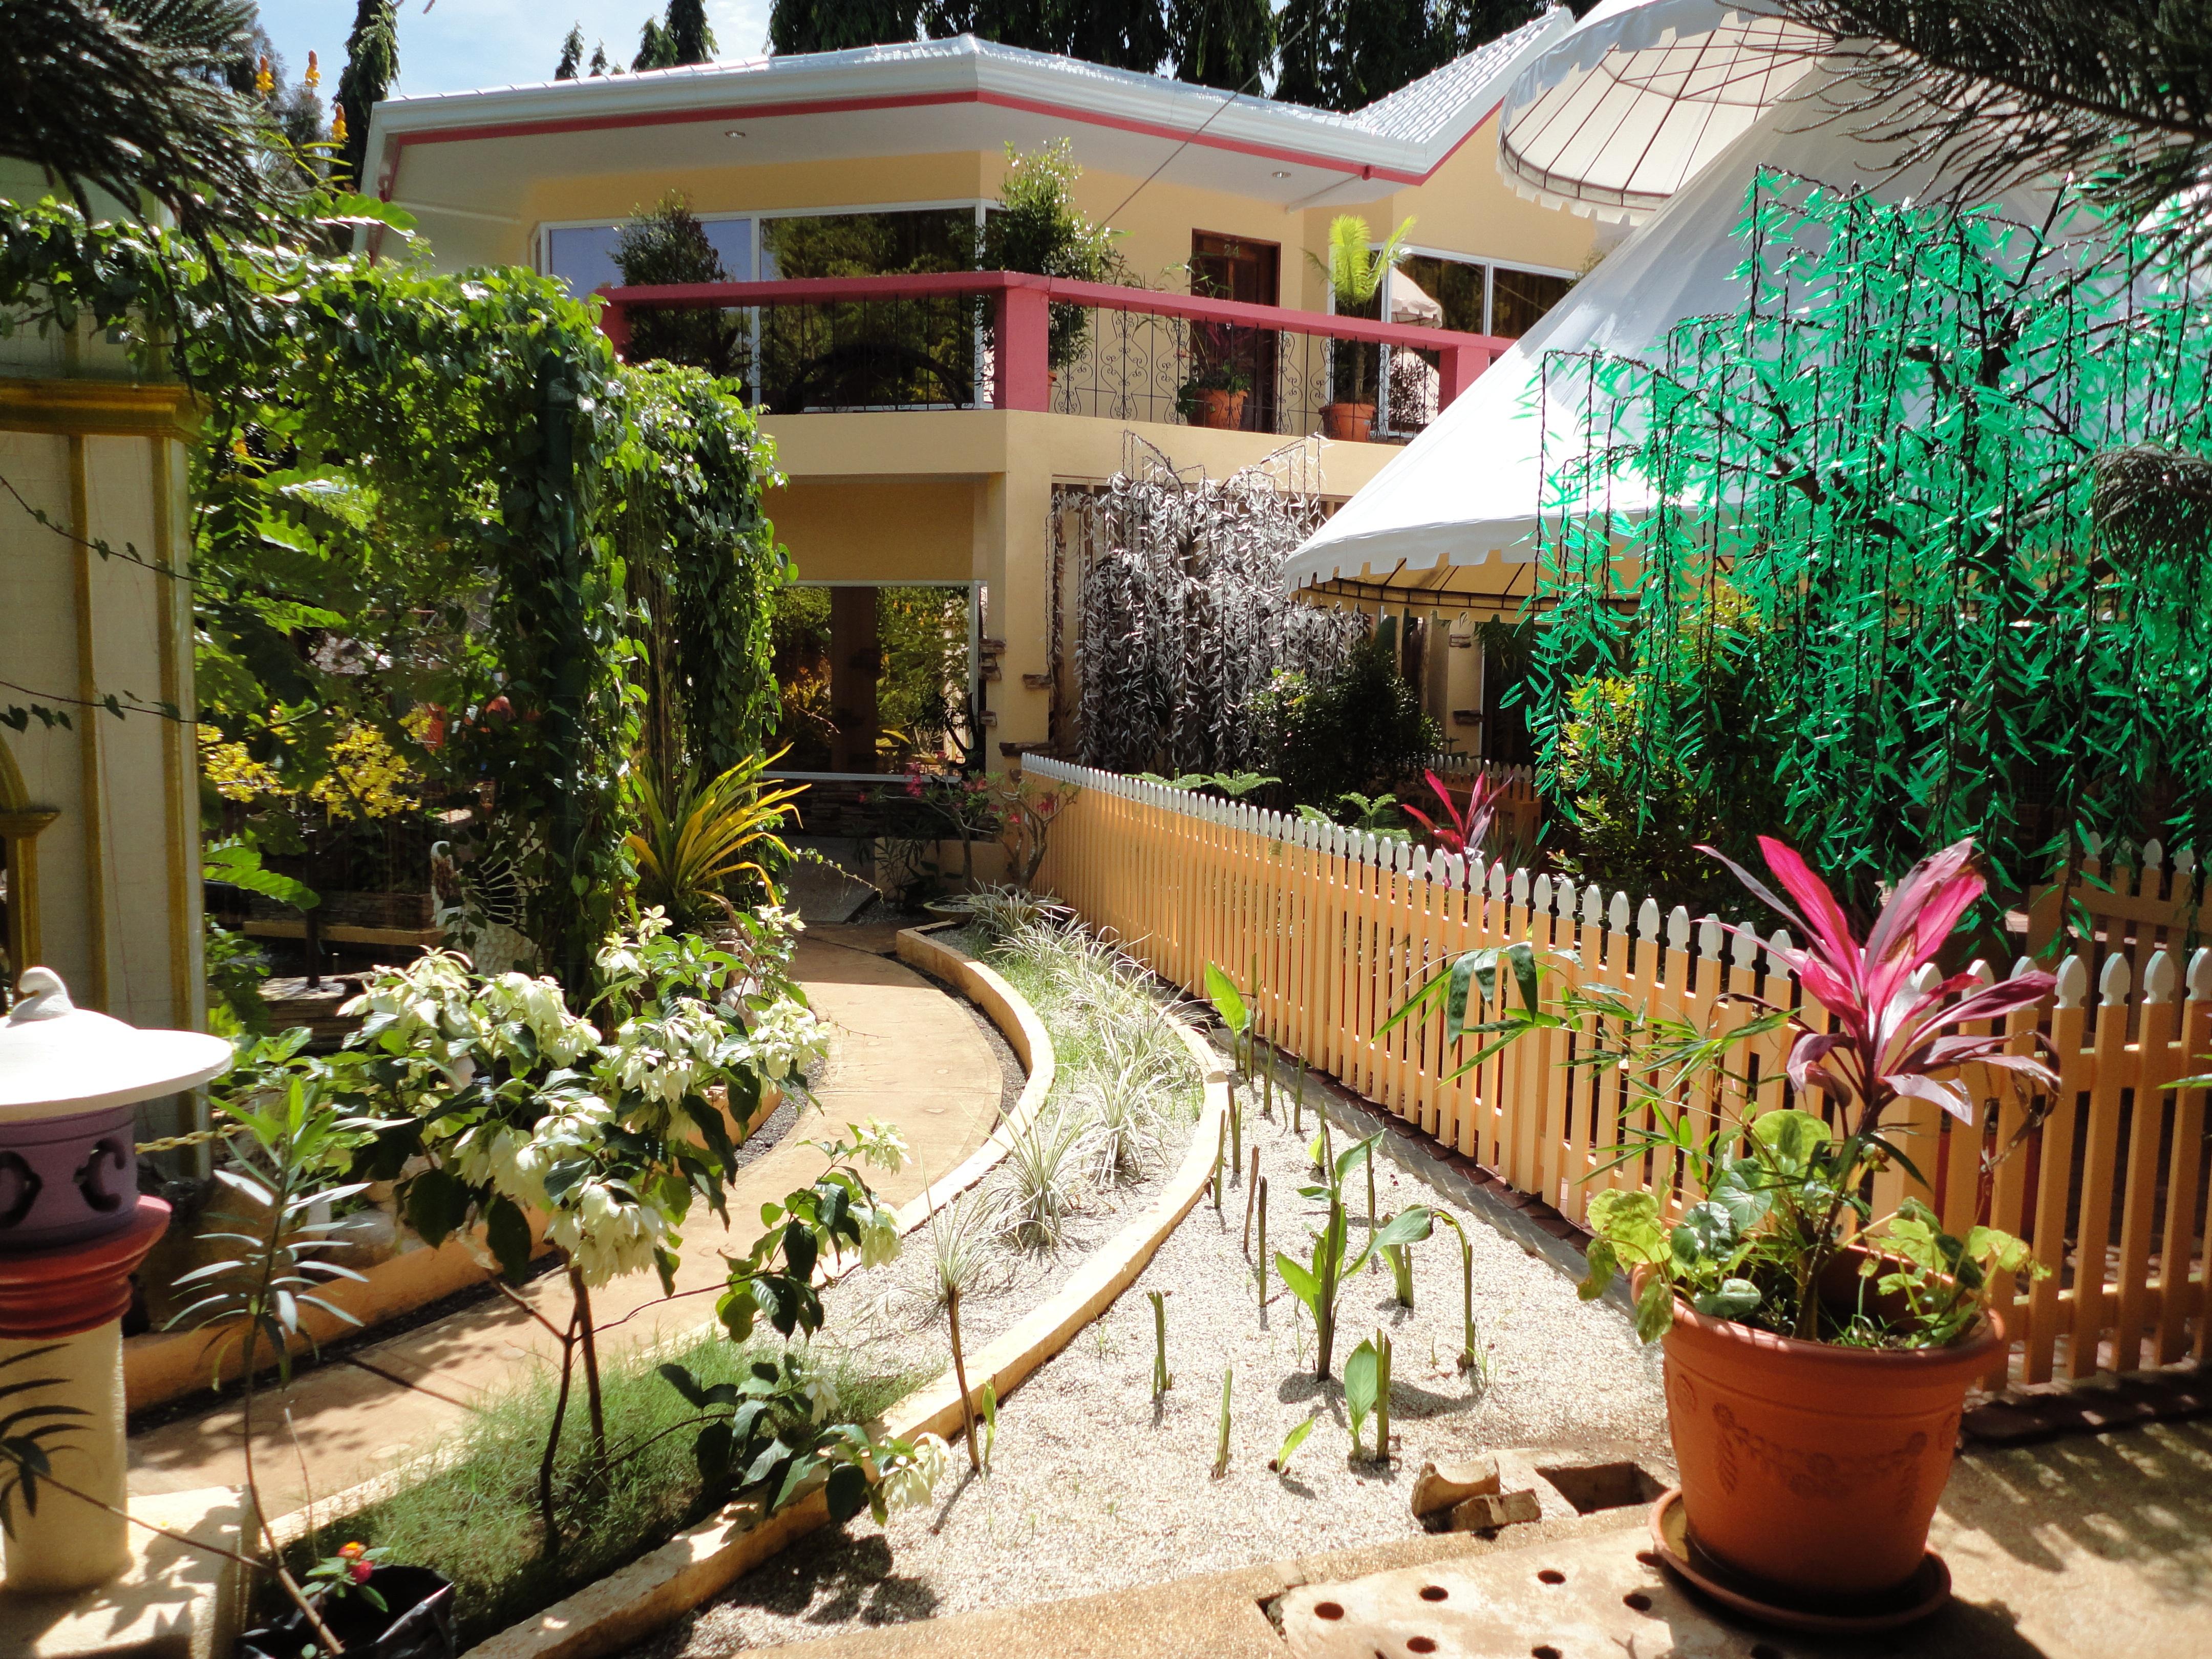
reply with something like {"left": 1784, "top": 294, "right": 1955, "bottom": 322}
{"left": 990, "top": 1106, "right": 1092, "bottom": 1250}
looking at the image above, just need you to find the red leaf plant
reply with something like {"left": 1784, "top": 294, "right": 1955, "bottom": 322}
{"left": 1400, "top": 769, "right": 1503, "bottom": 859}
{"left": 1704, "top": 835, "right": 2059, "bottom": 1139}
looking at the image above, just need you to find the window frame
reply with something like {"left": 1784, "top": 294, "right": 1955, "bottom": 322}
{"left": 763, "top": 578, "right": 984, "bottom": 783}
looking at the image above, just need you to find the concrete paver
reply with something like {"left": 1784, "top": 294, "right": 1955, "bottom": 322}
{"left": 713, "top": 1420, "right": 2212, "bottom": 1658}
{"left": 126, "top": 927, "right": 1003, "bottom": 1517}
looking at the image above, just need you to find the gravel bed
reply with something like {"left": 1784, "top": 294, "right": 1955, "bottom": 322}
{"left": 641, "top": 1082, "right": 1668, "bottom": 1653}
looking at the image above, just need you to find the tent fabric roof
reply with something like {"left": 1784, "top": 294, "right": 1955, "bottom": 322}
{"left": 1285, "top": 68, "right": 1845, "bottom": 603}
{"left": 1497, "top": 0, "right": 1823, "bottom": 222}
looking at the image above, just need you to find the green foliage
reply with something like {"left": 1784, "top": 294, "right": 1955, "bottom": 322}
{"left": 283, "top": 1331, "right": 923, "bottom": 1646}
{"left": 1168, "top": 0, "right": 1274, "bottom": 89}
{"left": 1275, "top": 1, "right": 1544, "bottom": 113}
{"left": 0, "top": 192, "right": 785, "bottom": 987}
{"left": 335, "top": 1, "right": 397, "bottom": 185}
{"left": 1271, "top": 1413, "right": 1317, "bottom": 1475}
{"left": 770, "top": 1, "right": 923, "bottom": 53}
{"left": 613, "top": 193, "right": 743, "bottom": 375}
{"left": 1250, "top": 640, "right": 1441, "bottom": 805}
{"left": 1148, "top": 1288, "right": 1172, "bottom": 1396}
{"left": 1534, "top": 174, "right": 2212, "bottom": 913}
{"left": 2, "top": 0, "right": 286, "bottom": 242}
{"left": 1342, "top": 1334, "right": 1379, "bottom": 1457}
{"left": 983, "top": 139, "right": 1124, "bottom": 369}
{"left": 555, "top": 25, "right": 584, "bottom": 79}
{"left": 1211, "top": 1366, "right": 1232, "bottom": 1477}
{"left": 626, "top": 753, "right": 806, "bottom": 932}
{"left": 1275, "top": 1131, "right": 1430, "bottom": 1377}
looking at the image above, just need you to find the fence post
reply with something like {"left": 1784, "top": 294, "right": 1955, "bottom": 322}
{"left": 993, "top": 282, "right": 1052, "bottom": 412}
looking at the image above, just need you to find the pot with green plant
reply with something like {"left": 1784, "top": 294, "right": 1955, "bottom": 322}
{"left": 1311, "top": 214, "right": 1412, "bottom": 441}
{"left": 1409, "top": 835, "right": 2055, "bottom": 1619}
{"left": 1176, "top": 358, "right": 1250, "bottom": 430}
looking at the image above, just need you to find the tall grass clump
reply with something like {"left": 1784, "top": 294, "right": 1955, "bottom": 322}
{"left": 288, "top": 1331, "right": 922, "bottom": 1647}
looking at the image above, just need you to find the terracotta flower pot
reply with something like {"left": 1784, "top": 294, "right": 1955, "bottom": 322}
{"left": 1189, "top": 387, "right": 1248, "bottom": 429}
{"left": 1321, "top": 400, "right": 1374, "bottom": 441}
{"left": 1654, "top": 1281, "right": 2002, "bottom": 1602}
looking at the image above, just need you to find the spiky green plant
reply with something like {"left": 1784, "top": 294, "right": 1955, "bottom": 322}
{"left": 1148, "top": 1289, "right": 1172, "bottom": 1397}
{"left": 1211, "top": 1367, "right": 1232, "bottom": 1478}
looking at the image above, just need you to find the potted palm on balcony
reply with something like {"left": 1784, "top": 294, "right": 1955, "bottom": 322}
{"left": 1312, "top": 214, "right": 1411, "bottom": 441}
{"left": 1399, "top": 835, "right": 2054, "bottom": 1626}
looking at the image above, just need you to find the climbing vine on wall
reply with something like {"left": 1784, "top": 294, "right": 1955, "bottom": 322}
{"left": 1533, "top": 172, "right": 2212, "bottom": 913}
{"left": 0, "top": 196, "right": 785, "bottom": 986}
{"left": 1067, "top": 437, "right": 1367, "bottom": 776}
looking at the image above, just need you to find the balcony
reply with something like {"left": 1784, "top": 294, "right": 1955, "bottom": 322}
{"left": 593, "top": 271, "right": 1509, "bottom": 440}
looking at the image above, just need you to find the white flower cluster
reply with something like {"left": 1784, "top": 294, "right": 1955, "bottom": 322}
{"left": 876, "top": 1433, "right": 950, "bottom": 1515}
{"left": 735, "top": 995, "right": 828, "bottom": 1083}
{"left": 453, "top": 1096, "right": 612, "bottom": 1211}
{"left": 608, "top": 998, "right": 728, "bottom": 1112}
{"left": 480, "top": 972, "right": 600, "bottom": 1065}
{"left": 546, "top": 1176, "right": 671, "bottom": 1287}
{"left": 857, "top": 1200, "right": 902, "bottom": 1270}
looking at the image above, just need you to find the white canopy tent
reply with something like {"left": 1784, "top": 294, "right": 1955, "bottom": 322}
{"left": 1284, "top": 0, "right": 1834, "bottom": 605}
{"left": 1497, "top": 0, "right": 1822, "bottom": 222}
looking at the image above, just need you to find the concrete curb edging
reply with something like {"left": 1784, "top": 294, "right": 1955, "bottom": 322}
{"left": 885, "top": 924, "right": 1056, "bottom": 1233}
{"left": 460, "top": 934, "right": 1230, "bottom": 1659}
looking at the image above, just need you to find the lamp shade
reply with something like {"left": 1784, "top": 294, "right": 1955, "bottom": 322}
{"left": 1, "top": 969, "right": 231, "bottom": 1250}
{"left": 2, "top": 968, "right": 231, "bottom": 1120}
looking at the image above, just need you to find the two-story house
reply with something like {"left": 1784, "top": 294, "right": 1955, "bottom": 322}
{"left": 359, "top": 19, "right": 1596, "bottom": 797}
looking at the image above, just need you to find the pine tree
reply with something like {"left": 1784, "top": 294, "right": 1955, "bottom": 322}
{"left": 633, "top": 17, "right": 675, "bottom": 71}
{"left": 666, "top": 0, "right": 716, "bottom": 63}
{"left": 335, "top": 0, "right": 397, "bottom": 186}
{"left": 1061, "top": 3, "right": 1171, "bottom": 72}
{"left": 556, "top": 23, "right": 584, "bottom": 79}
{"left": 769, "top": 1, "right": 922, "bottom": 53}
{"left": 589, "top": 41, "right": 610, "bottom": 76}
{"left": 1167, "top": 0, "right": 1272, "bottom": 90}
{"left": 1772, "top": 1, "right": 2212, "bottom": 259}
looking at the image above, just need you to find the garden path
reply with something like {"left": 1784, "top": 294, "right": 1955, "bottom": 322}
{"left": 124, "top": 925, "right": 1006, "bottom": 1520}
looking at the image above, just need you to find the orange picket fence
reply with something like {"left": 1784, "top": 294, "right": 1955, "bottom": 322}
{"left": 1025, "top": 755, "right": 2212, "bottom": 1386}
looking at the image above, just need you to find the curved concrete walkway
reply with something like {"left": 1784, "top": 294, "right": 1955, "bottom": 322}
{"left": 126, "top": 926, "right": 1005, "bottom": 1517}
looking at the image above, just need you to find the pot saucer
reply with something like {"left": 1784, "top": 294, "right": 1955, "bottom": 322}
{"left": 1646, "top": 1487, "right": 1952, "bottom": 1633}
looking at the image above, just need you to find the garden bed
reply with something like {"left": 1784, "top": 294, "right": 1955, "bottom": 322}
{"left": 644, "top": 1030, "right": 1669, "bottom": 1652}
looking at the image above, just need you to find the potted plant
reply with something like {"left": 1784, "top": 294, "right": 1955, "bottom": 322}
{"left": 1398, "top": 835, "right": 2054, "bottom": 1618}
{"left": 1176, "top": 359, "right": 1251, "bottom": 429}
{"left": 1311, "top": 214, "right": 1412, "bottom": 441}
{"left": 982, "top": 139, "right": 1124, "bottom": 379}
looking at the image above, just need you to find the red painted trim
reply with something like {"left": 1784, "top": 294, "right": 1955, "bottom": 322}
{"left": 382, "top": 84, "right": 1513, "bottom": 193}
{"left": 595, "top": 270, "right": 1515, "bottom": 356}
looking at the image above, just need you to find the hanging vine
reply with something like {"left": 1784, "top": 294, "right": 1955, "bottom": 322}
{"left": 1068, "top": 436, "right": 1366, "bottom": 776}
{"left": 0, "top": 196, "right": 785, "bottom": 987}
{"left": 1533, "top": 171, "right": 2212, "bottom": 913}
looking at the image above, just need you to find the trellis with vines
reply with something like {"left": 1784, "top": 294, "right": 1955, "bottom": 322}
{"left": 1532, "top": 171, "right": 2212, "bottom": 917}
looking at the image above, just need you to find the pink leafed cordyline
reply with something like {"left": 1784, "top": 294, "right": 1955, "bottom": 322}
{"left": 1401, "top": 769, "right": 1503, "bottom": 859}
{"left": 1701, "top": 836, "right": 2060, "bottom": 1141}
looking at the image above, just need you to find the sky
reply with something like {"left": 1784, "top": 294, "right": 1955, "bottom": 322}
{"left": 258, "top": 1, "right": 774, "bottom": 100}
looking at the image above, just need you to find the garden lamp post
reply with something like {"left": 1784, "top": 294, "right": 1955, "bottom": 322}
{"left": 0, "top": 968, "right": 230, "bottom": 1595}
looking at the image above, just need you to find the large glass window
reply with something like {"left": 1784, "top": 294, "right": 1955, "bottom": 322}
{"left": 757, "top": 208, "right": 980, "bottom": 412}
{"left": 1491, "top": 266, "right": 1575, "bottom": 339}
{"left": 543, "top": 217, "right": 754, "bottom": 297}
{"left": 770, "top": 583, "right": 977, "bottom": 775}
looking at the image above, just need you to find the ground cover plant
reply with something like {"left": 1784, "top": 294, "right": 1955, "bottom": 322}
{"left": 285, "top": 1330, "right": 927, "bottom": 1647}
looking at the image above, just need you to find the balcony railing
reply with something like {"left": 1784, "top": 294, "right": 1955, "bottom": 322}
{"left": 594, "top": 271, "right": 1508, "bottom": 439}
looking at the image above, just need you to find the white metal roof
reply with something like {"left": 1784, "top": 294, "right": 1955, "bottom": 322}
{"left": 363, "top": 19, "right": 1574, "bottom": 227}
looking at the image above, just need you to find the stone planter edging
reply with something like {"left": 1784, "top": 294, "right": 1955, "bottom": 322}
{"left": 459, "top": 940, "right": 1230, "bottom": 1659}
